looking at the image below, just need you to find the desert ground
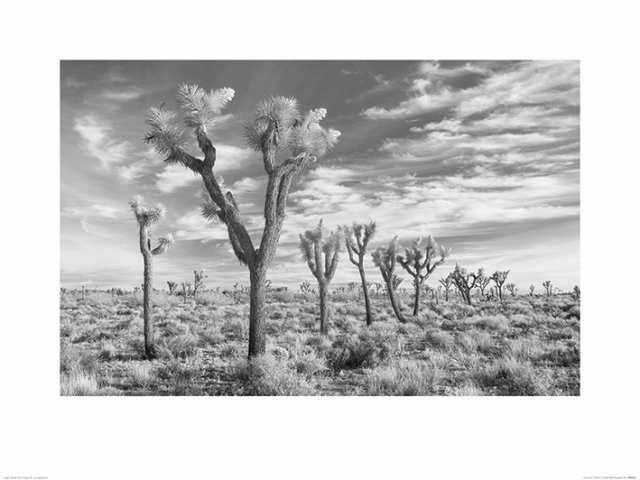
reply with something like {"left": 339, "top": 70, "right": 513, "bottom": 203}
{"left": 60, "top": 287, "right": 580, "bottom": 396}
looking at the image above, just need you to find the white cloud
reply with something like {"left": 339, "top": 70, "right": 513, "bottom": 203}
{"left": 73, "top": 115, "right": 132, "bottom": 167}
{"left": 156, "top": 165, "right": 200, "bottom": 193}
{"left": 63, "top": 204, "right": 122, "bottom": 219}
{"left": 99, "top": 86, "right": 147, "bottom": 101}
{"left": 174, "top": 208, "right": 229, "bottom": 242}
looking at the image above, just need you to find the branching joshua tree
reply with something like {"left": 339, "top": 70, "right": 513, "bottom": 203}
{"left": 506, "top": 282, "right": 518, "bottom": 297}
{"left": 180, "top": 282, "right": 192, "bottom": 303}
{"left": 542, "top": 280, "right": 553, "bottom": 297}
{"left": 167, "top": 281, "right": 178, "bottom": 295}
{"left": 299, "top": 220, "right": 342, "bottom": 334}
{"left": 438, "top": 275, "right": 453, "bottom": 302}
{"left": 372, "top": 237, "right": 407, "bottom": 323}
{"left": 129, "top": 196, "right": 174, "bottom": 359}
{"left": 342, "top": 221, "right": 376, "bottom": 325}
{"left": 476, "top": 269, "right": 491, "bottom": 299}
{"left": 145, "top": 85, "right": 340, "bottom": 357}
{"left": 491, "top": 270, "right": 510, "bottom": 301}
{"left": 450, "top": 265, "right": 482, "bottom": 305}
{"left": 193, "top": 270, "right": 207, "bottom": 300}
{"left": 397, "top": 235, "right": 450, "bottom": 316}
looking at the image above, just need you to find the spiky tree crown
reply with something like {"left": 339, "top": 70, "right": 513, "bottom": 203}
{"left": 130, "top": 196, "right": 174, "bottom": 255}
{"left": 299, "top": 220, "right": 342, "bottom": 284}
{"left": 343, "top": 221, "right": 376, "bottom": 265}
{"left": 397, "top": 235, "right": 450, "bottom": 280}
{"left": 491, "top": 270, "right": 510, "bottom": 285}
{"left": 245, "top": 97, "right": 341, "bottom": 158}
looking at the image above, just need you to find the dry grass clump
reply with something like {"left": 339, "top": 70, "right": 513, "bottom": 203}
{"left": 365, "top": 360, "right": 442, "bottom": 395}
{"left": 472, "top": 356, "right": 549, "bottom": 395}
{"left": 235, "top": 354, "right": 314, "bottom": 395}
{"left": 61, "top": 368, "right": 100, "bottom": 395}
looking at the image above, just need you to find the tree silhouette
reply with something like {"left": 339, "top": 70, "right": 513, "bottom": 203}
{"left": 342, "top": 221, "right": 376, "bottom": 325}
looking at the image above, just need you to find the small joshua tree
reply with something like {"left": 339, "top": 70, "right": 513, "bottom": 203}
{"left": 506, "top": 283, "right": 518, "bottom": 297}
{"left": 397, "top": 235, "right": 450, "bottom": 316}
{"left": 542, "top": 280, "right": 553, "bottom": 297}
{"left": 167, "top": 281, "right": 177, "bottom": 295}
{"left": 450, "top": 265, "right": 482, "bottom": 305}
{"left": 145, "top": 85, "right": 340, "bottom": 357}
{"left": 572, "top": 285, "right": 580, "bottom": 300}
{"left": 342, "top": 221, "right": 376, "bottom": 325}
{"left": 529, "top": 284, "right": 535, "bottom": 296}
{"left": 476, "top": 269, "right": 491, "bottom": 299}
{"left": 438, "top": 275, "right": 453, "bottom": 302}
{"left": 193, "top": 270, "right": 207, "bottom": 300}
{"left": 372, "top": 237, "right": 407, "bottom": 323}
{"left": 180, "top": 282, "right": 191, "bottom": 303}
{"left": 130, "top": 196, "right": 174, "bottom": 359}
{"left": 299, "top": 220, "right": 342, "bottom": 334}
{"left": 299, "top": 280, "right": 315, "bottom": 296}
{"left": 491, "top": 270, "right": 510, "bottom": 301}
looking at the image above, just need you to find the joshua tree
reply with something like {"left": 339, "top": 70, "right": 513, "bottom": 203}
{"left": 299, "top": 220, "right": 342, "bottom": 334}
{"left": 572, "top": 285, "right": 581, "bottom": 300}
{"left": 450, "top": 265, "right": 482, "bottom": 305}
{"left": 476, "top": 269, "right": 491, "bottom": 298}
{"left": 167, "top": 281, "right": 177, "bottom": 295}
{"left": 438, "top": 275, "right": 453, "bottom": 302}
{"left": 180, "top": 282, "right": 191, "bottom": 303}
{"left": 506, "top": 282, "right": 518, "bottom": 297}
{"left": 299, "top": 280, "right": 315, "bottom": 296}
{"left": 342, "top": 221, "right": 376, "bottom": 325}
{"left": 129, "top": 196, "right": 174, "bottom": 359}
{"left": 542, "top": 280, "right": 553, "bottom": 297}
{"left": 529, "top": 284, "right": 535, "bottom": 296}
{"left": 193, "top": 269, "right": 207, "bottom": 300}
{"left": 146, "top": 86, "right": 339, "bottom": 357}
{"left": 491, "top": 270, "right": 510, "bottom": 301}
{"left": 397, "top": 235, "right": 450, "bottom": 316}
{"left": 372, "top": 237, "right": 407, "bottom": 323}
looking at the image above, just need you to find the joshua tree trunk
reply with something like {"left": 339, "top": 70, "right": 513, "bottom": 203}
{"left": 319, "top": 281, "right": 329, "bottom": 334}
{"left": 359, "top": 266, "right": 372, "bottom": 326}
{"left": 386, "top": 281, "right": 407, "bottom": 323}
{"left": 248, "top": 267, "right": 267, "bottom": 357}
{"left": 413, "top": 277, "right": 422, "bottom": 316}
{"left": 138, "top": 226, "right": 155, "bottom": 359}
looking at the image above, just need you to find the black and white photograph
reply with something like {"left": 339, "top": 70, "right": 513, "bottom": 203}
{"left": 1, "top": 2, "right": 639, "bottom": 479}
{"left": 60, "top": 60, "right": 580, "bottom": 396}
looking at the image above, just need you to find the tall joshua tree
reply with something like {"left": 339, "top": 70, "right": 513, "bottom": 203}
{"left": 129, "top": 196, "right": 174, "bottom": 359}
{"left": 450, "top": 265, "right": 482, "bottom": 305}
{"left": 542, "top": 280, "right": 553, "bottom": 297}
{"left": 299, "top": 220, "right": 342, "bottom": 334}
{"left": 397, "top": 235, "right": 449, "bottom": 315}
{"left": 372, "top": 237, "right": 407, "bottom": 323}
{"left": 145, "top": 85, "right": 340, "bottom": 357}
{"left": 342, "top": 221, "right": 376, "bottom": 325}
{"left": 506, "top": 282, "right": 518, "bottom": 297}
{"left": 529, "top": 284, "right": 535, "bottom": 296}
{"left": 167, "top": 281, "right": 177, "bottom": 295}
{"left": 491, "top": 270, "right": 510, "bottom": 301}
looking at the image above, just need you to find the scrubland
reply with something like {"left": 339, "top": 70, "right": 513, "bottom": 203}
{"left": 60, "top": 289, "right": 579, "bottom": 396}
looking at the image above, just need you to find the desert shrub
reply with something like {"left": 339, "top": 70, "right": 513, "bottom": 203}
{"left": 473, "top": 357, "right": 549, "bottom": 395}
{"left": 127, "top": 363, "right": 154, "bottom": 388}
{"left": 332, "top": 315, "right": 359, "bottom": 334}
{"left": 221, "top": 343, "right": 243, "bottom": 359}
{"left": 423, "top": 329, "right": 455, "bottom": 351}
{"left": 305, "top": 334, "right": 332, "bottom": 353}
{"left": 176, "top": 312, "right": 198, "bottom": 323}
{"left": 61, "top": 368, "right": 100, "bottom": 396}
{"left": 449, "top": 380, "right": 484, "bottom": 396}
{"left": 156, "top": 359, "right": 200, "bottom": 395}
{"left": 158, "top": 319, "right": 188, "bottom": 337}
{"left": 235, "top": 354, "right": 313, "bottom": 395}
{"left": 221, "top": 319, "right": 245, "bottom": 339}
{"left": 198, "top": 329, "right": 224, "bottom": 347}
{"left": 98, "top": 342, "right": 117, "bottom": 361}
{"left": 468, "top": 314, "right": 509, "bottom": 331}
{"left": 365, "top": 360, "right": 442, "bottom": 395}
{"left": 507, "top": 338, "right": 544, "bottom": 361}
{"left": 292, "top": 349, "right": 327, "bottom": 376}
{"left": 164, "top": 332, "right": 199, "bottom": 359}
{"left": 327, "top": 329, "right": 398, "bottom": 371}
{"left": 269, "top": 290, "right": 295, "bottom": 303}
{"left": 456, "top": 330, "right": 493, "bottom": 354}
{"left": 537, "top": 345, "right": 580, "bottom": 367}
{"left": 546, "top": 328, "right": 575, "bottom": 341}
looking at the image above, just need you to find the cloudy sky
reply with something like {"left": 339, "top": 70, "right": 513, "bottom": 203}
{"left": 61, "top": 60, "right": 579, "bottom": 291}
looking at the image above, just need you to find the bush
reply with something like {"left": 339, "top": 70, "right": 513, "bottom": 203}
{"left": 365, "top": 360, "right": 442, "bottom": 395}
{"left": 327, "top": 329, "right": 398, "bottom": 371}
{"left": 473, "top": 357, "right": 549, "bottom": 395}
{"left": 61, "top": 368, "right": 100, "bottom": 395}
{"left": 235, "top": 354, "right": 313, "bottom": 395}
{"left": 423, "top": 329, "right": 455, "bottom": 351}
{"left": 221, "top": 319, "right": 245, "bottom": 339}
